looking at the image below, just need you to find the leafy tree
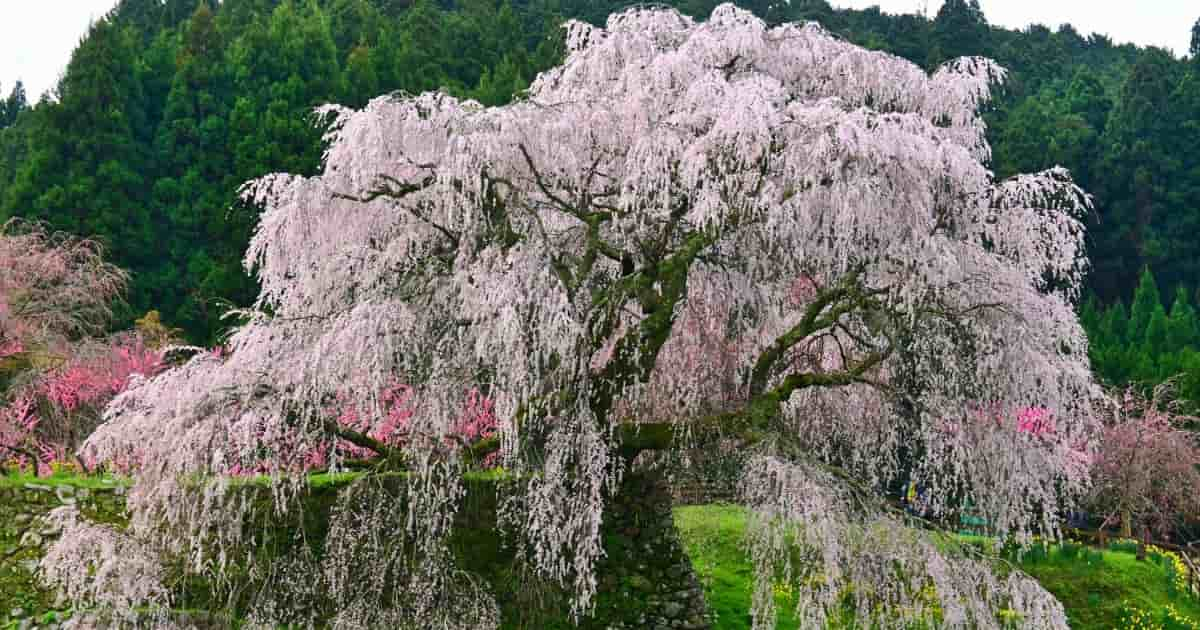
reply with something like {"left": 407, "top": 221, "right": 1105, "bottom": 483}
{"left": 61, "top": 8, "right": 1094, "bottom": 627}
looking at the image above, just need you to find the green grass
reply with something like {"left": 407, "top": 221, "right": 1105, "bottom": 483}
{"left": 0, "top": 469, "right": 129, "bottom": 489}
{"left": 1017, "top": 543, "right": 1200, "bottom": 630}
{"left": 674, "top": 505, "right": 1200, "bottom": 630}
{"left": 674, "top": 504, "right": 799, "bottom": 630}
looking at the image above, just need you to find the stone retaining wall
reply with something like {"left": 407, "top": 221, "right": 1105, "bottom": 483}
{"left": 595, "top": 471, "right": 712, "bottom": 630}
{"left": 0, "top": 472, "right": 711, "bottom": 630}
{"left": 1, "top": 480, "right": 127, "bottom": 629}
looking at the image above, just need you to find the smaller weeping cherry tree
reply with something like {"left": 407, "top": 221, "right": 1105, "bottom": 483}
{"left": 46, "top": 5, "right": 1103, "bottom": 628}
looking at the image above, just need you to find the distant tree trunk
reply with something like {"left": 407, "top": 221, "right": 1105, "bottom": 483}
{"left": 1121, "top": 509, "right": 1133, "bottom": 538}
{"left": 1137, "top": 525, "right": 1150, "bottom": 561}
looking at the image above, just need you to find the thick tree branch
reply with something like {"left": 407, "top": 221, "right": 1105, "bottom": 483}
{"left": 619, "top": 344, "right": 892, "bottom": 458}
{"left": 749, "top": 268, "right": 871, "bottom": 396}
{"left": 325, "top": 421, "right": 403, "bottom": 463}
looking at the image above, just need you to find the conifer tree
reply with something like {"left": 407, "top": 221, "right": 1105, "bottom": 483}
{"left": 1129, "top": 267, "right": 1163, "bottom": 345}
{"left": 930, "top": 0, "right": 988, "bottom": 67}
{"left": 0, "top": 81, "right": 27, "bottom": 128}
{"left": 1144, "top": 306, "right": 1169, "bottom": 361}
{"left": 344, "top": 42, "right": 381, "bottom": 108}
{"left": 1100, "top": 50, "right": 1185, "bottom": 293}
{"left": 1168, "top": 285, "right": 1199, "bottom": 349}
{"left": 152, "top": 1, "right": 243, "bottom": 336}
{"left": 1191, "top": 17, "right": 1199, "bottom": 58}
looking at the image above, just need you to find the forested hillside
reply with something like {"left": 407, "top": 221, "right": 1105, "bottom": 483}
{"left": 1, "top": 0, "right": 1198, "bottom": 376}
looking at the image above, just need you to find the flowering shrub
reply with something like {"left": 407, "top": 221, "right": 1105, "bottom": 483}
{"left": 0, "top": 219, "right": 148, "bottom": 475}
{"left": 1, "top": 334, "right": 163, "bottom": 474}
{"left": 1090, "top": 384, "right": 1200, "bottom": 543}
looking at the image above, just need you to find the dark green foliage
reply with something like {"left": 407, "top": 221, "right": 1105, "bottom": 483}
{"left": 2, "top": 19, "right": 155, "bottom": 322}
{"left": 0, "top": 81, "right": 27, "bottom": 129}
{"left": 1080, "top": 267, "right": 1200, "bottom": 406}
{"left": 1131, "top": 268, "right": 1165, "bottom": 346}
{"left": 1191, "top": 17, "right": 1199, "bottom": 58}
{"left": 930, "top": 0, "right": 988, "bottom": 67}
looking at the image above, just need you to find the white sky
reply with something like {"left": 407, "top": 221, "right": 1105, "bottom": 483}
{"left": 830, "top": 0, "right": 1195, "bottom": 57}
{"left": 0, "top": 1, "right": 119, "bottom": 102}
{"left": 0, "top": 1, "right": 1195, "bottom": 103}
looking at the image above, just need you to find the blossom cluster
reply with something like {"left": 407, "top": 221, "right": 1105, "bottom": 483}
{"left": 0, "top": 334, "right": 163, "bottom": 475}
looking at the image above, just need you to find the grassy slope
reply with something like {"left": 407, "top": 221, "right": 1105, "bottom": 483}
{"left": 1019, "top": 545, "right": 1200, "bottom": 629}
{"left": 674, "top": 505, "right": 1200, "bottom": 630}
{"left": 674, "top": 504, "right": 799, "bottom": 630}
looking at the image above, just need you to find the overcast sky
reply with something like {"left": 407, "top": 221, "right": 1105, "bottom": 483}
{"left": 1, "top": 1, "right": 1196, "bottom": 103}
{"left": 830, "top": 1, "right": 1195, "bottom": 57}
{"left": 0, "top": 1, "right": 118, "bottom": 102}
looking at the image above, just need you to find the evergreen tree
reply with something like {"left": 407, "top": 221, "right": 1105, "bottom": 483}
{"left": 929, "top": 0, "right": 988, "bottom": 67}
{"left": 392, "top": 1, "right": 456, "bottom": 94}
{"left": 1091, "top": 302, "right": 1131, "bottom": 383}
{"left": 1191, "top": 17, "right": 1199, "bottom": 58}
{"left": 227, "top": 0, "right": 340, "bottom": 180}
{"left": 1129, "top": 268, "right": 1164, "bottom": 345}
{"left": 344, "top": 43, "right": 381, "bottom": 108}
{"left": 1099, "top": 49, "right": 1185, "bottom": 296}
{"left": 1145, "top": 306, "right": 1170, "bottom": 359}
{"left": 1179, "top": 349, "right": 1200, "bottom": 410}
{"left": 0, "top": 81, "right": 27, "bottom": 128}
{"left": 328, "top": 0, "right": 383, "bottom": 58}
{"left": 152, "top": 1, "right": 246, "bottom": 338}
{"left": 1168, "top": 286, "right": 1199, "bottom": 349}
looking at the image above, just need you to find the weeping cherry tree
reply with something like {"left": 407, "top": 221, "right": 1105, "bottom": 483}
{"left": 52, "top": 4, "right": 1102, "bottom": 628}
